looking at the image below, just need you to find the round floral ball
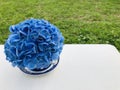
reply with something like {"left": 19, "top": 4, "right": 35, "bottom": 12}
{"left": 4, "top": 18, "right": 64, "bottom": 70}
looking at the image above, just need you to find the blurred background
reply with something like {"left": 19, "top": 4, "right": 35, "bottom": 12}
{"left": 0, "top": 0, "right": 120, "bottom": 51}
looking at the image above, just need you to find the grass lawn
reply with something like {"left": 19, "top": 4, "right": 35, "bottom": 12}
{"left": 0, "top": 0, "right": 120, "bottom": 51}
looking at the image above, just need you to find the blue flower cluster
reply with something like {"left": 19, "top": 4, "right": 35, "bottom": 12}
{"left": 4, "top": 18, "right": 64, "bottom": 70}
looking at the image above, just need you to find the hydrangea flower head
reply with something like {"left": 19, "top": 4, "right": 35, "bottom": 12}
{"left": 4, "top": 18, "right": 64, "bottom": 70}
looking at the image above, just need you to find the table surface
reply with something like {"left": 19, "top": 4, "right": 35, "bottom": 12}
{"left": 0, "top": 44, "right": 120, "bottom": 90}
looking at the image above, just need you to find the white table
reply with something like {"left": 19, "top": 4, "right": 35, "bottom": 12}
{"left": 0, "top": 44, "right": 120, "bottom": 90}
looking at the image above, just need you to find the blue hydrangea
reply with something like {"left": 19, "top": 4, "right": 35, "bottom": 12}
{"left": 4, "top": 18, "right": 64, "bottom": 70}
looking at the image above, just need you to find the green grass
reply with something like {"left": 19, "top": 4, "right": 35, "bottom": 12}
{"left": 0, "top": 0, "right": 120, "bottom": 51}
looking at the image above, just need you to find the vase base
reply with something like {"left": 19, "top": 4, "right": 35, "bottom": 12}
{"left": 19, "top": 59, "right": 59, "bottom": 75}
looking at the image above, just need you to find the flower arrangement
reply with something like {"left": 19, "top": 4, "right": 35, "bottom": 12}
{"left": 4, "top": 18, "right": 64, "bottom": 74}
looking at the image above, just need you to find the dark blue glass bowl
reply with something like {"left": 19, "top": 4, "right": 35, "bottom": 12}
{"left": 19, "top": 58, "right": 59, "bottom": 75}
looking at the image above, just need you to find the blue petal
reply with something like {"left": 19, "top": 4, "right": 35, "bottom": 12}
{"left": 5, "top": 49, "right": 16, "bottom": 62}
{"left": 9, "top": 25, "right": 15, "bottom": 33}
{"left": 30, "top": 30, "right": 39, "bottom": 40}
{"left": 27, "top": 62, "right": 36, "bottom": 69}
{"left": 52, "top": 52, "right": 59, "bottom": 60}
